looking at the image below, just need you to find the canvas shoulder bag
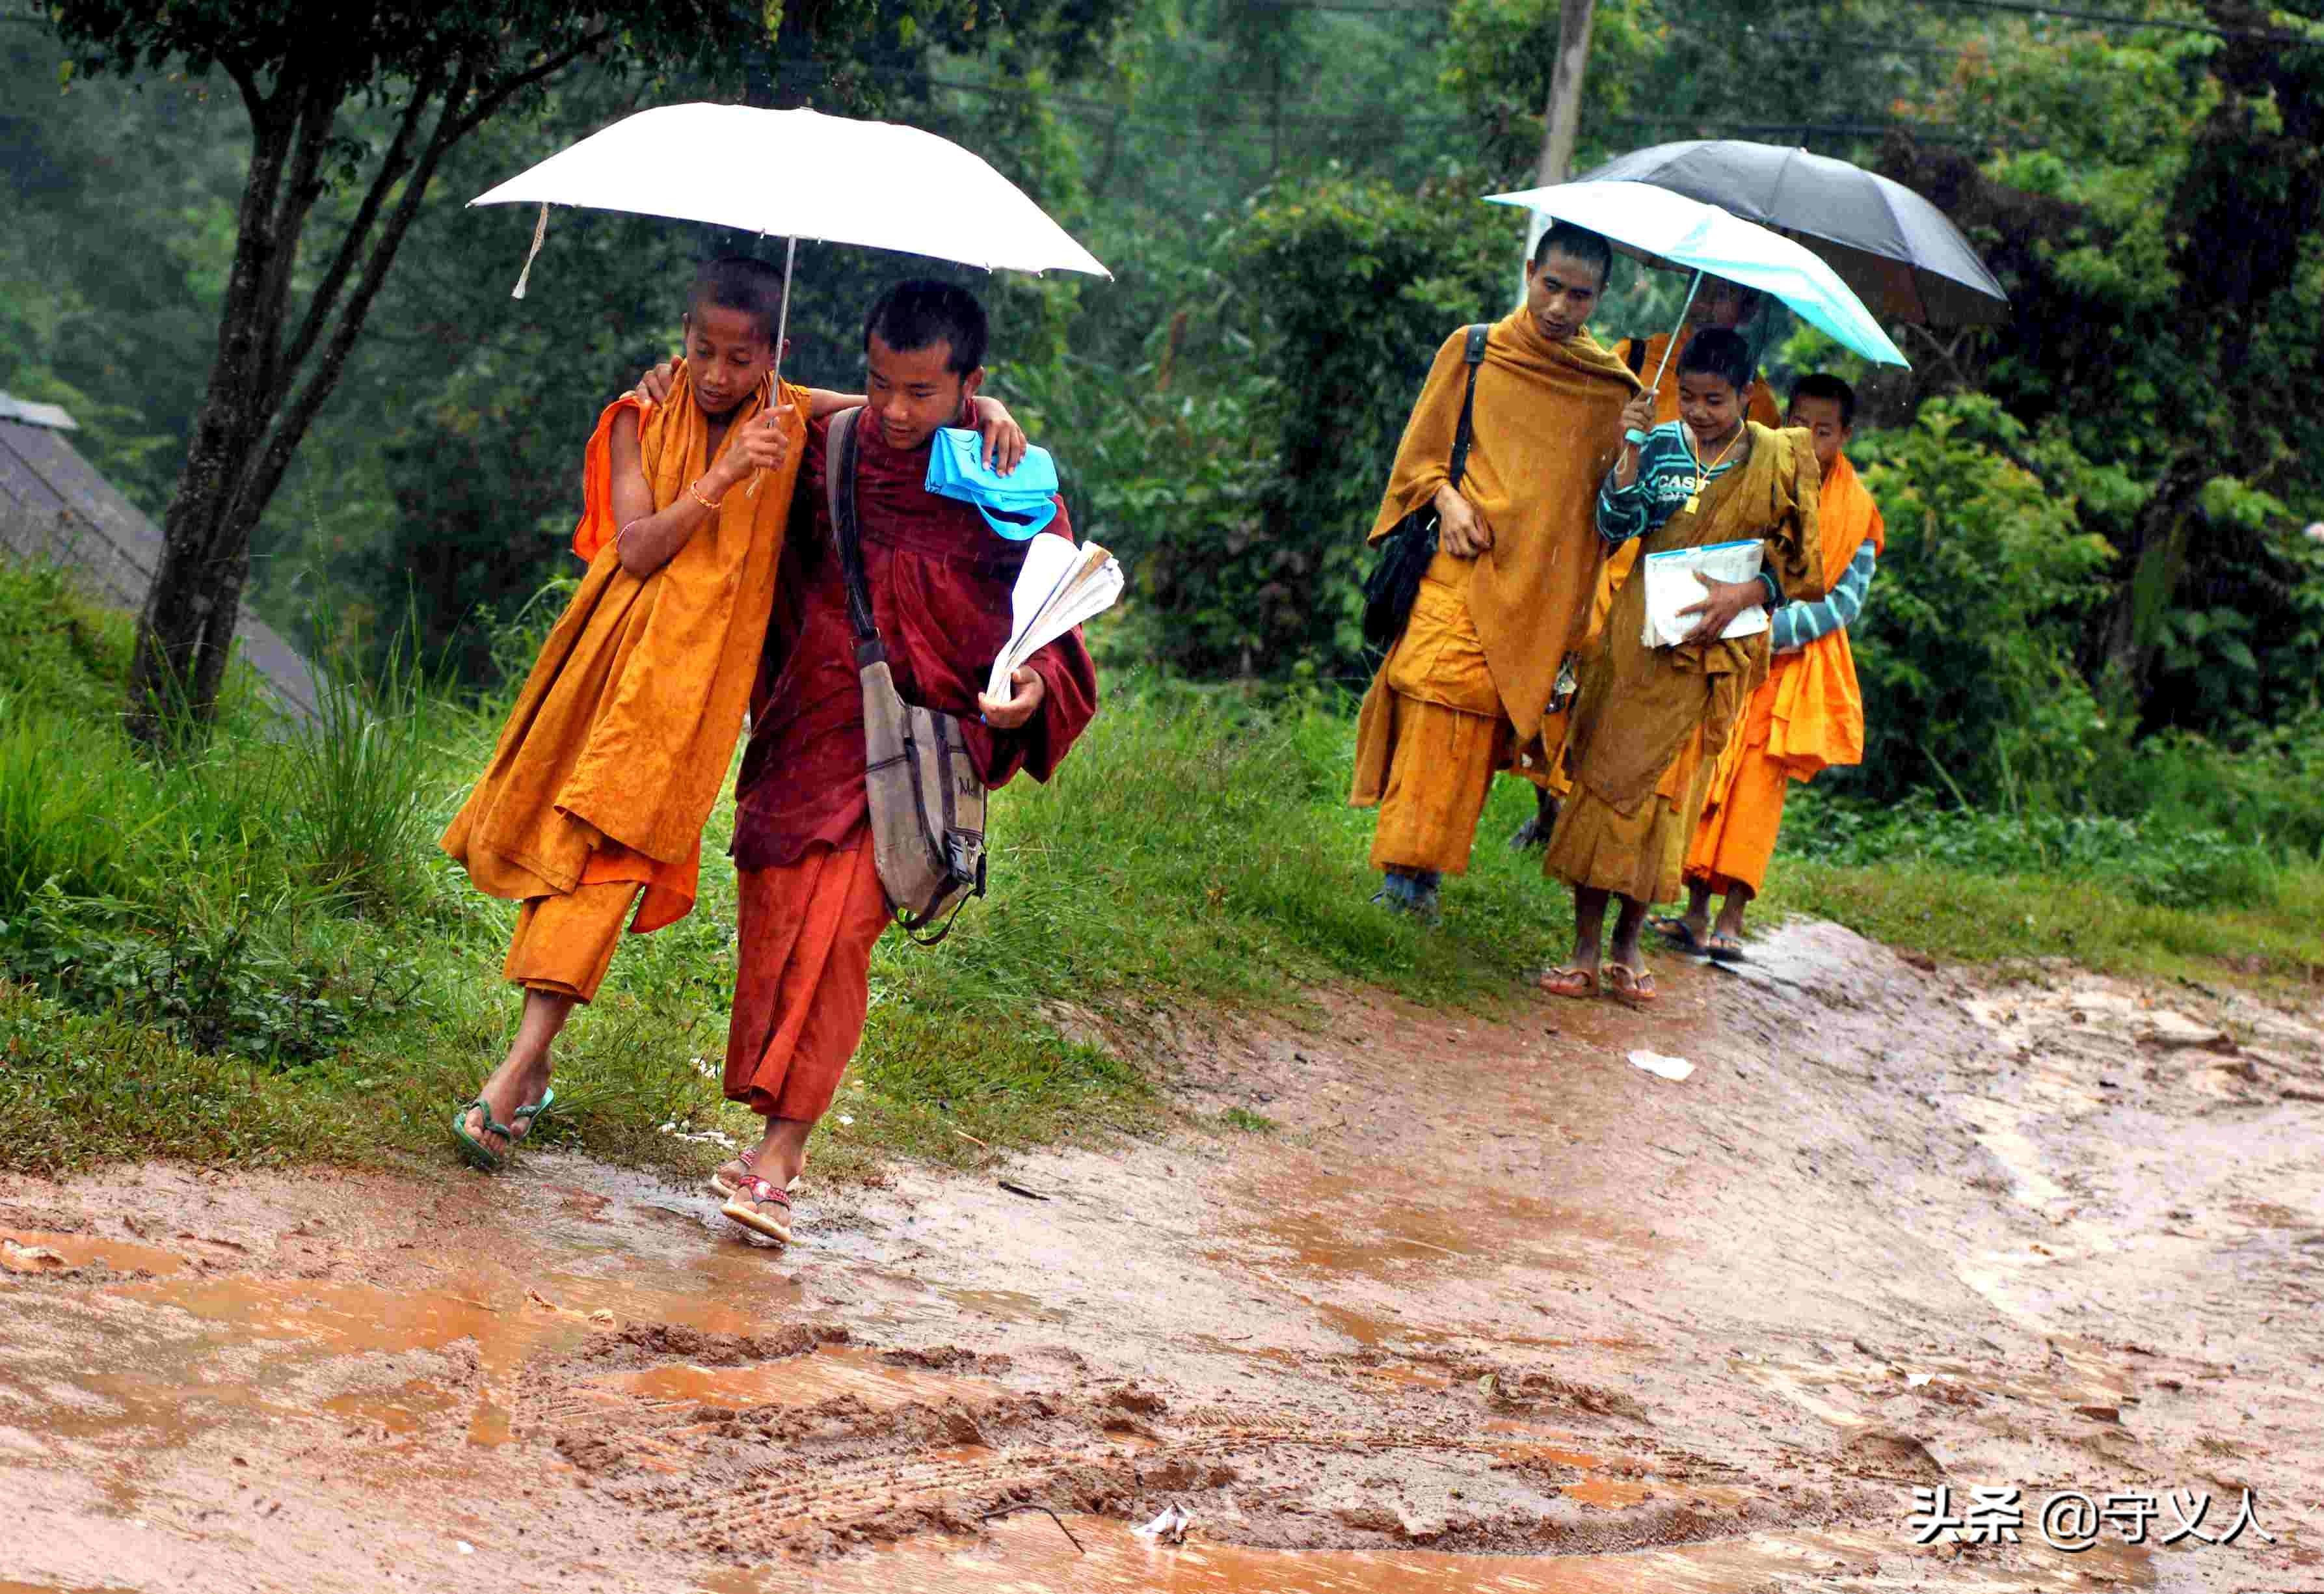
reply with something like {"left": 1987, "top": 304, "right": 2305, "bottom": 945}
{"left": 1359, "top": 322, "right": 1490, "bottom": 655}
{"left": 826, "top": 408, "right": 987, "bottom": 945}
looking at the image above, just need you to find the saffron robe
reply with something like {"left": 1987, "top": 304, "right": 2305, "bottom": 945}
{"left": 725, "top": 410, "right": 1099, "bottom": 1118}
{"left": 1350, "top": 313, "right": 1638, "bottom": 863}
{"left": 1546, "top": 423, "right": 1824, "bottom": 904}
{"left": 442, "top": 368, "right": 808, "bottom": 996}
{"left": 1521, "top": 329, "right": 1782, "bottom": 796}
{"left": 1686, "top": 451, "right": 1886, "bottom": 895}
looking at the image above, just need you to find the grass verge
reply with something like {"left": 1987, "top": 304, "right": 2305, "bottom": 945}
{"left": 1, "top": 556, "right": 2316, "bottom": 1182}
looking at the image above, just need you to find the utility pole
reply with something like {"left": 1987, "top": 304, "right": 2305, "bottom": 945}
{"left": 1519, "top": 0, "right": 1597, "bottom": 301}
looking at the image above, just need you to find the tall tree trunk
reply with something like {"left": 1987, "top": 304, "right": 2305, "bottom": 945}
{"left": 126, "top": 85, "right": 301, "bottom": 744}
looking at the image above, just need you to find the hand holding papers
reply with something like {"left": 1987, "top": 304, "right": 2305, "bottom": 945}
{"left": 927, "top": 427, "right": 1062, "bottom": 539}
{"left": 985, "top": 534, "right": 1122, "bottom": 705}
{"left": 1640, "top": 538, "right": 1771, "bottom": 649}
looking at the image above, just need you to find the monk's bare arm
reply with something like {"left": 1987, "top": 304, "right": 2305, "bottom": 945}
{"left": 801, "top": 389, "right": 1028, "bottom": 473}
{"left": 609, "top": 405, "right": 792, "bottom": 580}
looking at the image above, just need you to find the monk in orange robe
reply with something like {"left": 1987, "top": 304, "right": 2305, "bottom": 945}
{"left": 1660, "top": 374, "right": 1884, "bottom": 960}
{"left": 1540, "top": 331, "right": 1824, "bottom": 1007}
{"left": 1512, "top": 276, "right": 1781, "bottom": 846}
{"left": 442, "top": 257, "right": 1026, "bottom": 1170}
{"left": 712, "top": 281, "right": 1098, "bottom": 1246}
{"left": 1349, "top": 223, "right": 1638, "bottom": 921}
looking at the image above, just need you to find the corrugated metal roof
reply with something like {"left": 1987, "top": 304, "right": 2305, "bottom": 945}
{"left": 0, "top": 392, "right": 80, "bottom": 431}
{"left": 0, "top": 403, "right": 321, "bottom": 722}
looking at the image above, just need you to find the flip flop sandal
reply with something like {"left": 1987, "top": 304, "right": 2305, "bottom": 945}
{"left": 1606, "top": 964, "right": 1658, "bottom": 1008}
{"left": 508, "top": 1087, "right": 557, "bottom": 1142}
{"left": 720, "top": 1174, "right": 793, "bottom": 1245}
{"left": 705, "top": 1153, "right": 756, "bottom": 1200}
{"left": 450, "top": 1098, "right": 513, "bottom": 1173}
{"left": 1706, "top": 934, "right": 1747, "bottom": 964}
{"left": 1648, "top": 915, "right": 1713, "bottom": 956}
{"left": 1538, "top": 965, "right": 1599, "bottom": 1000}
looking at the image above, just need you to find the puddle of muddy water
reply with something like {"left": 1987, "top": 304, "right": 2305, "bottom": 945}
{"left": 1, "top": 1229, "right": 185, "bottom": 1276}
{"left": 697, "top": 1516, "right": 1924, "bottom": 1594}
{"left": 583, "top": 1347, "right": 981, "bottom": 1412}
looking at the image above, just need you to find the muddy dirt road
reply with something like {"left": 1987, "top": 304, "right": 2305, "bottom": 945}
{"left": 5, "top": 922, "right": 2322, "bottom": 1592}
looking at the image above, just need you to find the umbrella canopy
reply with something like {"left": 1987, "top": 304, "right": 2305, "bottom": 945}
{"left": 471, "top": 103, "right": 1110, "bottom": 279}
{"left": 1486, "top": 180, "right": 1908, "bottom": 368}
{"left": 1576, "top": 140, "right": 2006, "bottom": 326}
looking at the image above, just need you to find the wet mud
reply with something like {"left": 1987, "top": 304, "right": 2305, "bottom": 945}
{"left": 3, "top": 921, "right": 2319, "bottom": 1591}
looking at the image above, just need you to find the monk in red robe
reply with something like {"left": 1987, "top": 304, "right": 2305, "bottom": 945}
{"left": 716, "top": 280, "right": 1098, "bottom": 1244}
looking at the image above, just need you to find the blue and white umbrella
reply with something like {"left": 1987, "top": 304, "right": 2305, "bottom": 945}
{"left": 1486, "top": 180, "right": 1909, "bottom": 377}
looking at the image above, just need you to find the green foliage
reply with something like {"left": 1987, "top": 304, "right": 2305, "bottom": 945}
{"left": 1847, "top": 395, "right": 2118, "bottom": 809}
{"left": 1212, "top": 172, "right": 1514, "bottom": 675}
{"left": 1, "top": 887, "right": 371, "bottom": 1066}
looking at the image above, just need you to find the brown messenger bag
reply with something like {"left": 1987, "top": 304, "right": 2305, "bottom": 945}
{"left": 823, "top": 408, "right": 987, "bottom": 945}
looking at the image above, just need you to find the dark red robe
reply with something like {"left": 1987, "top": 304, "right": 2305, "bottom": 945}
{"left": 730, "top": 411, "right": 1102, "bottom": 872}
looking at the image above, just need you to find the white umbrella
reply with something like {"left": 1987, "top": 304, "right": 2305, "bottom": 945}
{"left": 1487, "top": 180, "right": 1908, "bottom": 379}
{"left": 471, "top": 102, "right": 1111, "bottom": 385}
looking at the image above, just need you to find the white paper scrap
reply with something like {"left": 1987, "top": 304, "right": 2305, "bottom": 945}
{"left": 1627, "top": 1049, "right": 1696, "bottom": 1081}
{"left": 1132, "top": 1504, "right": 1193, "bottom": 1543}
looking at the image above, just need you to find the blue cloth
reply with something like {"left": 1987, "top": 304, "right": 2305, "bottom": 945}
{"left": 1772, "top": 541, "right": 1878, "bottom": 653}
{"left": 924, "top": 427, "right": 1060, "bottom": 539}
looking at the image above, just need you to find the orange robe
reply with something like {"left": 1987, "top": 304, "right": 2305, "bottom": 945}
{"left": 1545, "top": 424, "right": 1824, "bottom": 904}
{"left": 1527, "top": 331, "right": 1782, "bottom": 796}
{"left": 441, "top": 367, "right": 808, "bottom": 1001}
{"left": 1685, "top": 451, "right": 1885, "bottom": 897}
{"left": 1350, "top": 313, "right": 1638, "bottom": 874}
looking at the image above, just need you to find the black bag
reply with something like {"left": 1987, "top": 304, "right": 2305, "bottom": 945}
{"left": 1360, "top": 323, "right": 1491, "bottom": 653}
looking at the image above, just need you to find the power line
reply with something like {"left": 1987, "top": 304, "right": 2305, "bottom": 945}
{"left": 1917, "top": 0, "right": 2317, "bottom": 43}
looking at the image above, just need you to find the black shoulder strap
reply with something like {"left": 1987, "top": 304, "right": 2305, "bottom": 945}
{"left": 1448, "top": 323, "right": 1489, "bottom": 487}
{"left": 1623, "top": 335, "right": 1648, "bottom": 377}
{"left": 825, "top": 409, "right": 884, "bottom": 665}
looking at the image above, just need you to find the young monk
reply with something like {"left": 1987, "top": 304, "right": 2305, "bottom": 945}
{"left": 1539, "top": 329, "right": 1825, "bottom": 1006}
{"left": 444, "top": 256, "right": 1022, "bottom": 1170}
{"left": 1512, "top": 274, "right": 1780, "bottom": 849}
{"left": 1659, "top": 374, "right": 1883, "bottom": 960}
{"left": 1349, "top": 222, "right": 1640, "bottom": 921}
{"left": 655, "top": 280, "right": 1099, "bottom": 1245}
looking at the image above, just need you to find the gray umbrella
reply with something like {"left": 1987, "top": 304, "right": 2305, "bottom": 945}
{"left": 1576, "top": 139, "right": 2010, "bottom": 326}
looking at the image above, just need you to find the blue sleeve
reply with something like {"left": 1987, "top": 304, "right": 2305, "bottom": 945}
{"left": 1772, "top": 543, "right": 1877, "bottom": 652}
{"left": 1596, "top": 426, "right": 1683, "bottom": 545}
{"left": 1596, "top": 468, "right": 1650, "bottom": 544}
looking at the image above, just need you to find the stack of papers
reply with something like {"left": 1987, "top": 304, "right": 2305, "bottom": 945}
{"left": 985, "top": 534, "right": 1123, "bottom": 701}
{"left": 1640, "top": 538, "right": 1770, "bottom": 648}
{"left": 926, "top": 427, "right": 1062, "bottom": 540}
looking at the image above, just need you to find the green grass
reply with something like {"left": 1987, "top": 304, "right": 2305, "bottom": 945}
{"left": 0, "top": 554, "right": 2316, "bottom": 1182}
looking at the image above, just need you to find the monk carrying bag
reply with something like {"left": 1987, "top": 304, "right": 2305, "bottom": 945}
{"left": 1359, "top": 322, "right": 1489, "bottom": 654}
{"left": 827, "top": 408, "right": 986, "bottom": 945}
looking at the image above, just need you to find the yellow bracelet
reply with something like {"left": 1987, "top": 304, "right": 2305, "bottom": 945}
{"left": 688, "top": 480, "right": 724, "bottom": 512}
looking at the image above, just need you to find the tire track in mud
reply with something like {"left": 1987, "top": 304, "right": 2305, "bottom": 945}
{"left": 520, "top": 1323, "right": 1883, "bottom": 1567}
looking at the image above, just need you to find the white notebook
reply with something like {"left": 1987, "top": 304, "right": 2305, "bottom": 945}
{"left": 1639, "top": 538, "right": 1770, "bottom": 649}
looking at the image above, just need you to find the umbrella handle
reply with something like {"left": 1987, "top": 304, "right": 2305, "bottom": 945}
{"left": 747, "top": 235, "right": 800, "bottom": 502}
{"left": 1650, "top": 271, "right": 1702, "bottom": 392}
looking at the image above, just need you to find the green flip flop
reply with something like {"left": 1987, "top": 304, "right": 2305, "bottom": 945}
{"left": 509, "top": 1087, "right": 557, "bottom": 1142}
{"left": 450, "top": 1097, "right": 514, "bottom": 1172}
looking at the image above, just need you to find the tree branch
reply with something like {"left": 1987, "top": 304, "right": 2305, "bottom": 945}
{"left": 227, "top": 58, "right": 483, "bottom": 534}
{"left": 450, "top": 26, "right": 618, "bottom": 139}
{"left": 274, "top": 57, "right": 451, "bottom": 411}
{"left": 249, "top": 73, "right": 341, "bottom": 409}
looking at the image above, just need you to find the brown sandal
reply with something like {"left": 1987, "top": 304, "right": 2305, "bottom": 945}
{"left": 1538, "top": 966, "right": 1599, "bottom": 999}
{"left": 721, "top": 1174, "right": 793, "bottom": 1245}
{"left": 1606, "top": 964, "right": 1658, "bottom": 1007}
